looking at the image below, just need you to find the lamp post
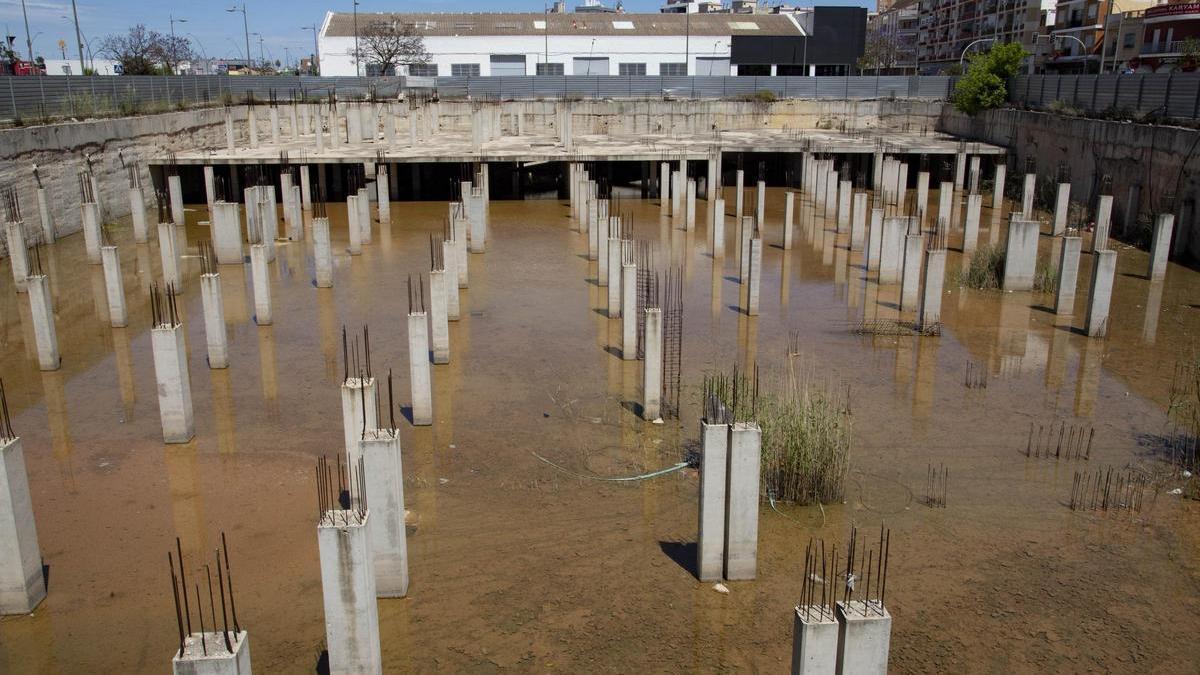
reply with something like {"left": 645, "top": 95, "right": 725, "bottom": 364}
{"left": 226, "top": 4, "right": 251, "bottom": 73}
{"left": 353, "top": 0, "right": 361, "bottom": 76}
{"left": 169, "top": 15, "right": 187, "bottom": 74}
{"left": 302, "top": 24, "right": 320, "bottom": 74}
{"left": 69, "top": 0, "right": 85, "bottom": 75}
{"left": 1034, "top": 33, "right": 1088, "bottom": 74}
{"left": 959, "top": 37, "right": 995, "bottom": 69}
{"left": 252, "top": 32, "right": 266, "bottom": 70}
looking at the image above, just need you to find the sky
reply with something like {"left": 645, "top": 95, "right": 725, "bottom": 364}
{"left": 2, "top": 0, "right": 873, "bottom": 66}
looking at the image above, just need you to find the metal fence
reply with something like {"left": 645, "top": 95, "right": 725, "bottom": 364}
{"left": 1, "top": 74, "right": 957, "bottom": 122}
{"left": 1009, "top": 73, "right": 1200, "bottom": 119}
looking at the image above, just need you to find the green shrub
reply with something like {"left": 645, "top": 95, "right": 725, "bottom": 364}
{"left": 952, "top": 42, "right": 1028, "bottom": 116}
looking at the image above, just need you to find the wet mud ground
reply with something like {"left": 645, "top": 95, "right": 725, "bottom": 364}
{"left": 1, "top": 187, "right": 1199, "bottom": 673}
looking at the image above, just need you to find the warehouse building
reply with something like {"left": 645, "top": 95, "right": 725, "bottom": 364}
{"left": 317, "top": 8, "right": 866, "bottom": 77}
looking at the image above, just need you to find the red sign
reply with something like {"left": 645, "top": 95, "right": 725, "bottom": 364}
{"left": 1147, "top": 3, "right": 1200, "bottom": 19}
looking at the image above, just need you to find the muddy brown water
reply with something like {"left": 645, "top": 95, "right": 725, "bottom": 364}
{"left": 1, "top": 188, "right": 1199, "bottom": 673}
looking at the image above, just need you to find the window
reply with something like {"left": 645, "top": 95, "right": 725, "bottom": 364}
{"left": 573, "top": 57, "right": 609, "bottom": 75}
{"left": 619, "top": 63, "right": 647, "bottom": 76}
{"left": 695, "top": 57, "right": 729, "bottom": 76}
{"left": 490, "top": 54, "right": 526, "bottom": 76}
{"left": 660, "top": 62, "right": 687, "bottom": 76}
{"left": 408, "top": 63, "right": 438, "bottom": 76}
{"left": 613, "top": 20, "right": 635, "bottom": 30}
{"left": 537, "top": 62, "right": 565, "bottom": 75}
{"left": 451, "top": 63, "right": 481, "bottom": 77}
{"left": 1123, "top": 32, "right": 1135, "bottom": 48}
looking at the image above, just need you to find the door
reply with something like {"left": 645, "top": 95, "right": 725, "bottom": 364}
{"left": 573, "top": 57, "right": 610, "bottom": 76}
{"left": 490, "top": 54, "right": 527, "bottom": 77}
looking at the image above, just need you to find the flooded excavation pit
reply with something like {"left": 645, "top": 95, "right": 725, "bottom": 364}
{"left": 1, "top": 100, "right": 1199, "bottom": 673}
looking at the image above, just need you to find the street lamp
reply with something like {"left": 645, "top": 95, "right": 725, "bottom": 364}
{"left": 187, "top": 33, "right": 209, "bottom": 73}
{"left": 169, "top": 15, "right": 187, "bottom": 75}
{"left": 1034, "top": 33, "right": 1088, "bottom": 73}
{"left": 302, "top": 24, "right": 320, "bottom": 74}
{"left": 252, "top": 32, "right": 266, "bottom": 69}
{"left": 226, "top": 4, "right": 252, "bottom": 73}
{"left": 959, "top": 38, "right": 995, "bottom": 69}
{"left": 353, "top": 0, "right": 361, "bottom": 76}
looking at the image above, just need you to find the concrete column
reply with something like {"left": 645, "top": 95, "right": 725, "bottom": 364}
{"left": 836, "top": 602, "right": 892, "bottom": 675}
{"left": 738, "top": 216, "right": 754, "bottom": 283}
{"left": 735, "top": 170, "right": 744, "bottom": 221}
{"left": 963, "top": 193, "right": 982, "bottom": 254}
{"left": 672, "top": 169, "right": 683, "bottom": 216}
{"left": 314, "top": 218, "right": 333, "bottom": 288}
{"left": 288, "top": 185, "right": 303, "bottom": 241}
{"left": 316, "top": 105, "right": 326, "bottom": 153}
{"left": 341, "top": 378, "right": 378, "bottom": 462}
{"left": 621, "top": 263, "right": 638, "bottom": 360}
{"left": 878, "top": 217, "right": 906, "bottom": 283}
{"left": 713, "top": 198, "right": 726, "bottom": 257}
{"left": 151, "top": 323, "right": 194, "bottom": 443}
{"left": 697, "top": 421, "right": 728, "bottom": 582}
{"left": 686, "top": 179, "right": 697, "bottom": 231}
{"left": 900, "top": 234, "right": 924, "bottom": 312}
{"left": 872, "top": 150, "right": 884, "bottom": 189}
{"left": 27, "top": 275, "right": 58, "bottom": 371}
{"left": 642, "top": 308, "right": 662, "bottom": 422}
{"left": 243, "top": 187, "right": 261, "bottom": 244}
{"left": 430, "top": 270, "right": 450, "bottom": 364}
{"left": 330, "top": 106, "right": 343, "bottom": 147}
{"left": 706, "top": 155, "right": 719, "bottom": 201}
{"left": 300, "top": 165, "right": 312, "bottom": 211}
{"left": 443, "top": 241, "right": 460, "bottom": 321}
{"left": 224, "top": 108, "right": 235, "bottom": 151}
{"left": 408, "top": 312, "right": 433, "bottom": 426}
{"left": 290, "top": 102, "right": 301, "bottom": 140}
{"left": 954, "top": 151, "right": 966, "bottom": 189}
{"left": 1086, "top": 250, "right": 1117, "bottom": 337}
{"left": 158, "top": 221, "right": 182, "bottom": 290}
{"left": 211, "top": 202, "right": 242, "bottom": 264}
{"left": 896, "top": 163, "right": 908, "bottom": 213}
{"left": 866, "top": 208, "right": 884, "bottom": 272}
{"left": 783, "top": 191, "right": 795, "bottom": 250}
{"left": 247, "top": 106, "right": 259, "bottom": 148}
{"left": 1053, "top": 183, "right": 1071, "bottom": 235}
{"left": 755, "top": 180, "right": 766, "bottom": 230}
{"left": 825, "top": 171, "right": 838, "bottom": 214}
{"left": 586, "top": 200, "right": 599, "bottom": 260}
{"left": 837, "top": 180, "right": 852, "bottom": 232}
{"left": 598, "top": 221, "right": 611, "bottom": 286}
{"left": 724, "top": 422, "right": 761, "bottom": 581}
{"left": 745, "top": 238, "right": 762, "bottom": 316}
{"left": 269, "top": 106, "right": 281, "bottom": 144}
{"left": 357, "top": 187, "right": 372, "bottom": 245}
{"left": 201, "top": 273, "right": 229, "bottom": 368}
{"left": 127, "top": 186, "right": 147, "bottom": 243}
{"left": 347, "top": 195, "right": 362, "bottom": 255}
{"left": 35, "top": 188, "right": 54, "bottom": 244}
{"left": 250, "top": 244, "right": 272, "bottom": 325}
{"left": 259, "top": 186, "right": 278, "bottom": 261}
{"left": 1125, "top": 183, "right": 1141, "bottom": 237}
{"left": 346, "top": 105, "right": 362, "bottom": 144}
{"left": 377, "top": 168, "right": 390, "bottom": 225}
{"left": 916, "top": 171, "right": 930, "bottom": 224}
{"left": 1022, "top": 173, "right": 1036, "bottom": 218}
{"left": 318, "top": 511, "right": 381, "bottom": 674}
{"left": 100, "top": 246, "right": 126, "bottom": 327}
{"left": 1054, "top": 236, "right": 1082, "bottom": 316}
{"left": 791, "top": 607, "right": 839, "bottom": 675}
{"left": 1003, "top": 218, "right": 1040, "bottom": 291}
{"left": 1093, "top": 194, "right": 1113, "bottom": 251}
{"left": 918, "top": 248, "right": 946, "bottom": 331}
{"left": 993, "top": 163, "right": 1007, "bottom": 211}
{"left": 172, "top": 631, "right": 251, "bottom": 674}
{"left": 850, "top": 192, "right": 867, "bottom": 251}
{"left": 968, "top": 155, "right": 981, "bottom": 194}
{"left": 936, "top": 182, "right": 953, "bottom": 231}
{"left": 607, "top": 239, "right": 622, "bottom": 315}
{"left": 360, "top": 430, "right": 409, "bottom": 598}
{"left": 5, "top": 222, "right": 29, "bottom": 293}
{"left": 81, "top": 201, "right": 101, "bottom": 263}
{"left": 467, "top": 187, "right": 487, "bottom": 253}
{"left": 89, "top": 172, "right": 104, "bottom": 221}
{"left": 453, "top": 212, "right": 469, "bottom": 288}
{"left": 0, "top": 436, "right": 46, "bottom": 615}
{"left": 660, "top": 162, "right": 670, "bottom": 213}
{"left": 203, "top": 166, "right": 216, "bottom": 215}
{"left": 1149, "top": 213, "right": 1173, "bottom": 281}
{"left": 168, "top": 174, "right": 186, "bottom": 229}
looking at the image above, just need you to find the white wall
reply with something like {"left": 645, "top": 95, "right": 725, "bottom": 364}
{"left": 318, "top": 34, "right": 735, "bottom": 77}
{"left": 43, "top": 58, "right": 123, "bottom": 76}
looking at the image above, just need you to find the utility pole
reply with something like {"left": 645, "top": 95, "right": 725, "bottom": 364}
{"left": 302, "top": 24, "right": 320, "bottom": 74}
{"left": 20, "top": 0, "right": 33, "bottom": 63}
{"left": 70, "top": 0, "right": 84, "bottom": 75}
{"left": 353, "top": 0, "right": 361, "bottom": 76}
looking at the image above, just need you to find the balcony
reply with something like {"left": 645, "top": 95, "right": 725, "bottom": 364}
{"left": 1141, "top": 40, "right": 1186, "bottom": 55}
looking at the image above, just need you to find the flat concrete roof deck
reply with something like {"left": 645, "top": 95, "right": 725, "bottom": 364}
{"left": 161, "top": 128, "right": 1005, "bottom": 166}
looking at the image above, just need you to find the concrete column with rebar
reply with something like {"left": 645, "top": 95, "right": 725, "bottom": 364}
{"left": 1086, "top": 250, "right": 1117, "bottom": 337}
{"left": 341, "top": 377, "right": 378, "bottom": 464}
{"left": 250, "top": 244, "right": 271, "bottom": 326}
{"left": 360, "top": 430, "right": 409, "bottom": 598}
{"left": 27, "top": 275, "right": 58, "bottom": 371}
{"left": 1054, "top": 236, "right": 1082, "bottom": 316}
{"left": 697, "top": 421, "right": 728, "bottom": 583}
{"left": 642, "top": 308, "right": 663, "bottom": 422}
{"left": 724, "top": 422, "right": 761, "bottom": 581}
{"left": 100, "top": 245, "right": 126, "bottom": 327}
{"left": 318, "top": 510, "right": 381, "bottom": 674}
{"left": 201, "top": 273, "right": 228, "bottom": 369}
{"left": 151, "top": 323, "right": 194, "bottom": 444}
{"left": 0, "top": 435, "right": 46, "bottom": 616}
{"left": 409, "top": 313, "right": 433, "bottom": 426}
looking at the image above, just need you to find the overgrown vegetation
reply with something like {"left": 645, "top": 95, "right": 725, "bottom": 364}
{"left": 952, "top": 42, "right": 1028, "bottom": 116}
{"left": 953, "top": 244, "right": 1006, "bottom": 289}
{"left": 710, "top": 352, "right": 851, "bottom": 505}
{"left": 1033, "top": 261, "right": 1059, "bottom": 294}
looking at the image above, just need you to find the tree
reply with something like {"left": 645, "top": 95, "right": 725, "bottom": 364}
{"left": 100, "top": 25, "right": 163, "bottom": 75}
{"left": 100, "top": 25, "right": 193, "bottom": 75}
{"left": 357, "top": 20, "right": 430, "bottom": 76}
{"left": 952, "top": 42, "right": 1028, "bottom": 116}
{"left": 857, "top": 29, "right": 900, "bottom": 74}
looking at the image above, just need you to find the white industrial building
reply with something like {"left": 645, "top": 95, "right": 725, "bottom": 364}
{"left": 317, "top": 11, "right": 814, "bottom": 77}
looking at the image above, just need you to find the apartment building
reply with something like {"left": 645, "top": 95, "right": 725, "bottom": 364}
{"left": 917, "top": 0, "right": 1046, "bottom": 72}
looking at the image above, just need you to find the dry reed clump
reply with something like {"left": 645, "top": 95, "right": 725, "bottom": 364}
{"left": 953, "top": 244, "right": 1005, "bottom": 290}
{"left": 710, "top": 349, "right": 851, "bottom": 505}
